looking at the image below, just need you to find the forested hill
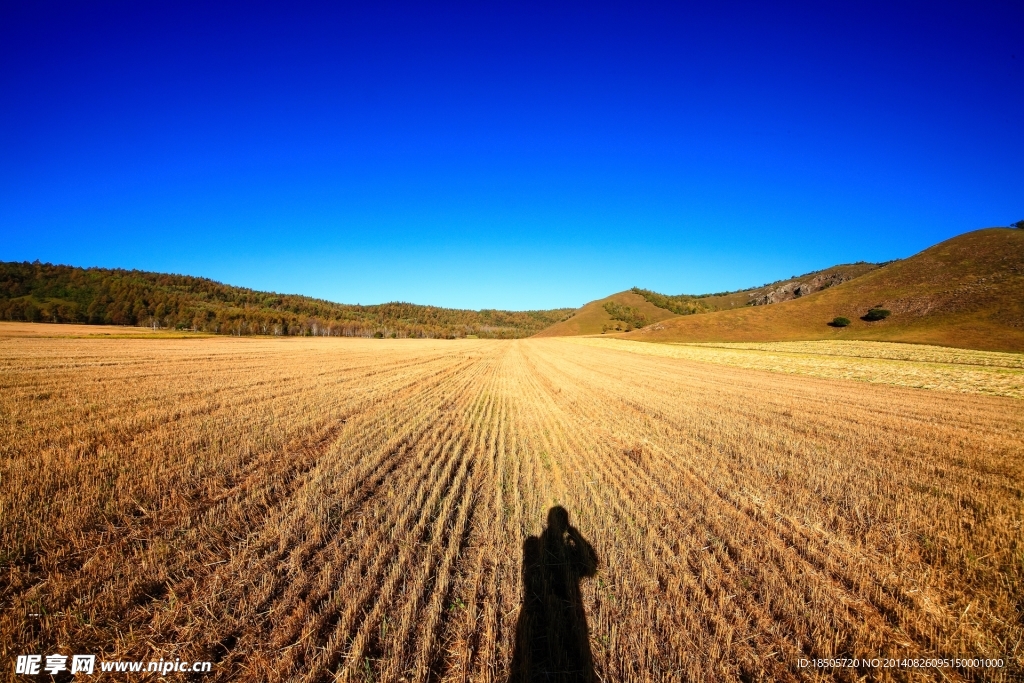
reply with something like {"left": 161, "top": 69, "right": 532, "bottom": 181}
{"left": 0, "top": 261, "right": 575, "bottom": 339}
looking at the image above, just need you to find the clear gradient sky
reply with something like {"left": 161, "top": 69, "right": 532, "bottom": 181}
{"left": 2, "top": 1, "right": 1022, "bottom": 310}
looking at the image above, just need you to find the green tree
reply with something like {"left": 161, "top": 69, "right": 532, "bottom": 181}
{"left": 603, "top": 302, "right": 649, "bottom": 329}
{"left": 0, "top": 260, "right": 576, "bottom": 338}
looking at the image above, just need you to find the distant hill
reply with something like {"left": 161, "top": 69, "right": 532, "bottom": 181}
{"left": 533, "top": 290, "right": 678, "bottom": 337}
{"left": 8, "top": 228, "right": 1019, "bottom": 348}
{"left": 0, "top": 262, "right": 575, "bottom": 339}
{"left": 631, "top": 228, "right": 1024, "bottom": 352}
{"left": 539, "top": 264, "right": 882, "bottom": 339}
{"left": 631, "top": 262, "right": 881, "bottom": 314}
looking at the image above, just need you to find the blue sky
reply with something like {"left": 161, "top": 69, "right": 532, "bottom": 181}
{"left": 2, "top": 1, "right": 1021, "bottom": 309}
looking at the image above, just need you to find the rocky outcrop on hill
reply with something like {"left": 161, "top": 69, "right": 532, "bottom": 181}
{"left": 748, "top": 271, "right": 858, "bottom": 306}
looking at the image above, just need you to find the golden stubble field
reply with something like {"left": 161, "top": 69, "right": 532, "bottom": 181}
{"left": 1, "top": 334, "right": 1022, "bottom": 682}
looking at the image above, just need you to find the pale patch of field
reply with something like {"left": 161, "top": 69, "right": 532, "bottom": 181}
{"left": 2, "top": 336, "right": 1021, "bottom": 682}
{"left": 0, "top": 321, "right": 211, "bottom": 338}
{"left": 571, "top": 337, "right": 1024, "bottom": 398}
{"left": 689, "top": 339, "right": 1024, "bottom": 368}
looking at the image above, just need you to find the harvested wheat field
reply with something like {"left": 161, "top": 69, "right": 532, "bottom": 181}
{"left": 2, "top": 335, "right": 1022, "bottom": 682}
{"left": 565, "top": 338, "right": 1024, "bottom": 399}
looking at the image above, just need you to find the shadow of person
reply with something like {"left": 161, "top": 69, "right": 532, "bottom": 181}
{"left": 508, "top": 506, "right": 599, "bottom": 683}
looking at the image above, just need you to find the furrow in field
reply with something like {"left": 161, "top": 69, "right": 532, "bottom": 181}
{"left": 298, "top": 351, "right": 501, "bottom": 682}
{"left": 369, "top": 358, "right": 501, "bottom": 683}
{"left": 520, "top": 348, "right": 921, "bottom": 663}
{"left": 515, "top": 344, "right": 737, "bottom": 679}
{"left": 198, "top": 352, "right": 497, "bottom": 679}
{"left": 519, "top": 342, "right": 929, "bottom": 677}
{"left": 1, "top": 341, "right": 488, "bottom": 671}
{"left": 560, "top": 341, "right": 1012, "bottom": 660}
{"left": 524, "top": 339, "right": 1019, "bottom": 678}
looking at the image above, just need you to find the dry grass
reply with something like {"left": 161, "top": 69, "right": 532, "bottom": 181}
{"left": 567, "top": 338, "right": 1024, "bottom": 399}
{"left": 686, "top": 340, "right": 1024, "bottom": 368}
{"left": 633, "top": 228, "right": 1024, "bottom": 353}
{"left": 534, "top": 291, "right": 677, "bottom": 337}
{"left": 1, "top": 336, "right": 1021, "bottom": 682}
{"left": 0, "top": 321, "right": 211, "bottom": 338}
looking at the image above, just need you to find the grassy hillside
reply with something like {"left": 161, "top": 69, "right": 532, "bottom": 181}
{"left": 632, "top": 262, "right": 880, "bottom": 313}
{"left": 541, "top": 264, "right": 882, "bottom": 339}
{"left": 0, "top": 261, "right": 575, "bottom": 339}
{"left": 629, "top": 228, "right": 1024, "bottom": 352}
{"left": 533, "top": 290, "right": 677, "bottom": 337}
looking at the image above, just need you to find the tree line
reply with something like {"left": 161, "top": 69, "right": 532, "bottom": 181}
{"left": 0, "top": 261, "right": 575, "bottom": 339}
{"left": 629, "top": 288, "right": 713, "bottom": 316}
{"left": 602, "top": 302, "right": 649, "bottom": 330}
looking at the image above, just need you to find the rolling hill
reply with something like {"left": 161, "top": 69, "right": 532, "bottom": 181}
{"left": 5, "top": 228, "right": 1020, "bottom": 349}
{"left": 629, "top": 228, "right": 1024, "bottom": 352}
{"left": 631, "top": 262, "right": 881, "bottom": 313}
{"left": 0, "top": 262, "right": 575, "bottom": 339}
{"left": 532, "top": 289, "right": 678, "bottom": 337}
{"left": 538, "top": 264, "right": 884, "bottom": 340}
